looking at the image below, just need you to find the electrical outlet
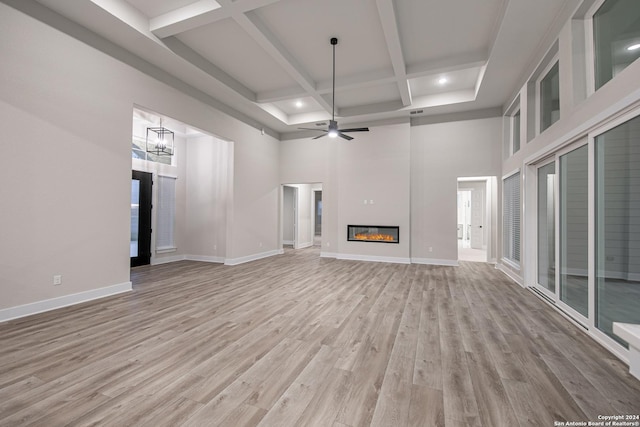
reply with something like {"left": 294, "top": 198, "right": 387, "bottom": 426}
{"left": 428, "top": 247, "right": 433, "bottom": 252}
{"left": 53, "top": 275, "right": 62, "bottom": 285}
{"left": 259, "top": 242, "right": 263, "bottom": 247}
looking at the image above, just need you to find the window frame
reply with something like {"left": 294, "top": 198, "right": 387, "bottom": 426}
{"left": 536, "top": 55, "right": 560, "bottom": 135}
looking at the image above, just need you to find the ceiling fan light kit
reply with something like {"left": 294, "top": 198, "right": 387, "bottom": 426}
{"left": 298, "top": 37, "right": 369, "bottom": 141}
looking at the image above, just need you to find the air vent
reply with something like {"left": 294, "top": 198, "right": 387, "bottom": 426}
{"left": 410, "top": 109, "right": 424, "bottom": 115}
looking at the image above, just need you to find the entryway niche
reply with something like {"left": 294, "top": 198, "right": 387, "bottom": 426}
{"left": 281, "top": 183, "right": 323, "bottom": 250}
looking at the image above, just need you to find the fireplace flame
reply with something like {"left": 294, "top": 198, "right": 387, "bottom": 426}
{"left": 354, "top": 233, "right": 395, "bottom": 242}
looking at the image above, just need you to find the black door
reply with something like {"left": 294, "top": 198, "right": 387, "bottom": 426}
{"left": 131, "top": 171, "right": 152, "bottom": 267}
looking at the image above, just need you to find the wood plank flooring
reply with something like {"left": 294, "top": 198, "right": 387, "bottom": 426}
{"left": 1, "top": 247, "right": 639, "bottom": 426}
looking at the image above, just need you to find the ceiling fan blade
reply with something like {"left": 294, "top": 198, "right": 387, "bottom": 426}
{"left": 338, "top": 127, "right": 369, "bottom": 133}
{"left": 312, "top": 133, "right": 327, "bottom": 140}
{"left": 298, "top": 127, "right": 326, "bottom": 132}
{"left": 338, "top": 132, "right": 354, "bottom": 141}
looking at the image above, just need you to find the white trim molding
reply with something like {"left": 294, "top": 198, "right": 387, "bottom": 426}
{"left": 152, "top": 254, "right": 186, "bottom": 265}
{"left": 496, "top": 262, "right": 524, "bottom": 287}
{"left": 224, "top": 249, "right": 282, "bottom": 266}
{"left": 295, "top": 241, "right": 314, "bottom": 250}
{"left": 187, "top": 255, "right": 225, "bottom": 263}
{"left": 337, "top": 254, "right": 411, "bottom": 264}
{"left": 320, "top": 251, "right": 338, "bottom": 259}
{"left": 0, "top": 282, "right": 132, "bottom": 323}
{"left": 411, "top": 258, "right": 459, "bottom": 267}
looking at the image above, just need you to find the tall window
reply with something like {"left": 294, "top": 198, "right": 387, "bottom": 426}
{"left": 156, "top": 175, "right": 176, "bottom": 251}
{"left": 540, "top": 61, "right": 560, "bottom": 133}
{"left": 593, "top": 0, "right": 640, "bottom": 90}
{"left": 513, "top": 110, "right": 521, "bottom": 154}
{"left": 595, "top": 114, "right": 640, "bottom": 346}
{"left": 503, "top": 172, "right": 521, "bottom": 265}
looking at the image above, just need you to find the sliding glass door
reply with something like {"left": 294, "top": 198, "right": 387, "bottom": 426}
{"left": 595, "top": 115, "right": 640, "bottom": 346}
{"left": 532, "top": 111, "right": 640, "bottom": 353}
{"left": 537, "top": 161, "right": 556, "bottom": 294}
{"left": 559, "top": 145, "right": 589, "bottom": 319}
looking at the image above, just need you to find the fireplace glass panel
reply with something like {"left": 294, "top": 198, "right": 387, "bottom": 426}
{"left": 347, "top": 225, "right": 399, "bottom": 243}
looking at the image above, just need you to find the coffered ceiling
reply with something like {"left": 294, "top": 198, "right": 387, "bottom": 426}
{"left": 8, "top": 0, "right": 577, "bottom": 138}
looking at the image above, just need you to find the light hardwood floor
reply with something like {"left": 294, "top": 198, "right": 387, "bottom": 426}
{"left": 1, "top": 247, "right": 639, "bottom": 426}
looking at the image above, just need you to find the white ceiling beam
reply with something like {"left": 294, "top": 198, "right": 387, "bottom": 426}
{"left": 227, "top": 6, "right": 333, "bottom": 113}
{"left": 406, "top": 52, "right": 487, "bottom": 78}
{"left": 375, "top": 0, "right": 411, "bottom": 107}
{"left": 163, "top": 36, "right": 256, "bottom": 101}
{"left": 150, "top": 0, "right": 282, "bottom": 38}
{"left": 150, "top": 0, "right": 226, "bottom": 38}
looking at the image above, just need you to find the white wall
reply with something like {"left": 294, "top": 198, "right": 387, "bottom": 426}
{"left": 338, "top": 123, "right": 411, "bottom": 262}
{"left": 411, "top": 117, "right": 503, "bottom": 263}
{"left": 185, "top": 135, "right": 231, "bottom": 261}
{"left": 0, "top": 4, "right": 279, "bottom": 315}
{"left": 282, "top": 186, "right": 295, "bottom": 244}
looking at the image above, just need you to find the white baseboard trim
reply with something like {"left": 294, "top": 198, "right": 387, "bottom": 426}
{"left": 320, "top": 251, "right": 338, "bottom": 258}
{"left": 0, "top": 282, "right": 132, "bottom": 323}
{"left": 152, "top": 254, "right": 186, "bottom": 265}
{"left": 186, "top": 255, "right": 225, "bottom": 263}
{"left": 295, "top": 241, "right": 314, "bottom": 250}
{"left": 283, "top": 240, "right": 294, "bottom": 245}
{"left": 411, "top": 258, "right": 459, "bottom": 267}
{"left": 337, "top": 254, "right": 411, "bottom": 264}
{"left": 224, "top": 249, "right": 281, "bottom": 266}
{"left": 496, "top": 263, "right": 524, "bottom": 287}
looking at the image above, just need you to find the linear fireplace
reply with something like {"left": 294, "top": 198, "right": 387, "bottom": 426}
{"left": 347, "top": 225, "right": 399, "bottom": 244}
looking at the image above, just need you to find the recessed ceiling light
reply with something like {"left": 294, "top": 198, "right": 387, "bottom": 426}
{"left": 627, "top": 43, "right": 640, "bottom": 51}
{"left": 295, "top": 100, "right": 303, "bottom": 108}
{"left": 438, "top": 77, "right": 448, "bottom": 85}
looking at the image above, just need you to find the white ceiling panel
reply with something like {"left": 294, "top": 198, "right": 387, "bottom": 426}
{"left": 409, "top": 67, "right": 481, "bottom": 98}
{"left": 176, "top": 18, "right": 300, "bottom": 93}
{"left": 127, "top": 0, "right": 199, "bottom": 18}
{"left": 271, "top": 96, "right": 324, "bottom": 116}
{"left": 253, "top": 0, "right": 393, "bottom": 83}
{"left": 395, "top": 0, "right": 504, "bottom": 66}
{"left": 336, "top": 83, "right": 399, "bottom": 110}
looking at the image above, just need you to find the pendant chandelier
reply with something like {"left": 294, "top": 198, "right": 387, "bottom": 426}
{"left": 146, "top": 118, "right": 174, "bottom": 156}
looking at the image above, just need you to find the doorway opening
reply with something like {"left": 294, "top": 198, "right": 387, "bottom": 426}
{"left": 457, "top": 177, "right": 493, "bottom": 262}
{"left": 131, "top": 170, "right": 152, "bottom": 266}
{"left": 280, "top": 183, "right": 323, "bottom": 251}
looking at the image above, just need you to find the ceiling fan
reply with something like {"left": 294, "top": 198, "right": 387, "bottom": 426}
{"left": 299, "top": 37, "right": 369, "bottom": 141}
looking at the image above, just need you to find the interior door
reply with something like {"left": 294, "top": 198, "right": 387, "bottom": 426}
{"left": 470, "top": 189, "right": 484, "bottom": 249}
{"left": 131, "top": 170, "right": 152, "bottom": 267}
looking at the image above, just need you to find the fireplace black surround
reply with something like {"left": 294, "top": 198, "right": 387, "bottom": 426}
{"left": 347, "top": 225, "right": 399, "bottom": 244}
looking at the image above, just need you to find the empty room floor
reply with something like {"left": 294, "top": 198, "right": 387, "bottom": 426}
{"left": 1, "top": 247, "right": 639, "bottom": 426}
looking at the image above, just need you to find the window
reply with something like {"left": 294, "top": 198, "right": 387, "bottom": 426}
{"left": 513, "top": 110, "right": 521, "bottom": 154}
{"left": 503, "top": 172, "right": 521, "bottom": 265}
{"left": 593, "top": 0, "right": 640, "bottom": 90}
{"left": 539, "top": 61, "right": 560, "bottom": 133}
{"left": 595, "top": 114, "right": 640, "bottom": 346}
{"left": 132, "top": 136, "right": 172, "bottom": 165}
{"left": 156, "top": 175, "right": 176, "bottom": 251}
